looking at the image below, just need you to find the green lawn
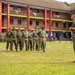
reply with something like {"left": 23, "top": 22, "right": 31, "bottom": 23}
{"left": 0, "top": 42, "right": 75, "bottom": 75}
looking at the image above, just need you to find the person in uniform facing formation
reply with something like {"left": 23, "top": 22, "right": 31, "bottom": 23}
{"left": 6, "top": 28, "right": 12, "bottom": 51}
{"left": 69, "top": 13, "right": 75, "bottom": 54}
{"left": 22, "top": 27, "right": 29, "bottom": 51}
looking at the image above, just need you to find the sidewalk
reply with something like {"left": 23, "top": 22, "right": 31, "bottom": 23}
{"left": 50, "top": 41, "right": 72, "bottom": 43}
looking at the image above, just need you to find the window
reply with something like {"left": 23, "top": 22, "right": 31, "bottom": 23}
{"left": 63, "top": 23, "right": 66, "bottom": 28}
{"left": 43, "top": 21, "right": 44, "bottom": 25}
{"left": 63, "top": 33, "right": 65, "bottom": 38}
{"left": 30, "top": 8, "right": 33, "bottom": 13}
{"left": 68, "top": 24, "right": 71, "bottom": 28}
{"left": 52, "top": 22, "right": 53, "bottom": 27}
{"left": 10, "top": 6, "right": 14, "bottom": 11}
{"left": 10, "top": 19, "right": 14, "bottom": 24}
{"left": 2, "top": 4, "right": 5, "bottom": 13}
{"left": 18, "top": 7, "right": 22, "bottom": 12}
{"left": 56, "top": 12, "right": 59, "bottom": 15}
{"left": 36, "top": 21, "right": 39, "bottom": 26}
{"left": 56, "top": 23, "right": 58, "bottom": 27}
{"left": 18, "top": 19, "right": 22, "bottom": 25}
{"left": 30, "top": 20, "right": 32, "bottom": 25}
{"left": 36, "top": 9, "right": 39, "bottom": 13}
{"left": 2, "top": 16, "right": 4, "bottom": 26}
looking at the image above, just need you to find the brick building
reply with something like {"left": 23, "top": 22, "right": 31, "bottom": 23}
{"left": 0, "top": 0, "right": 75, "bottom": 41}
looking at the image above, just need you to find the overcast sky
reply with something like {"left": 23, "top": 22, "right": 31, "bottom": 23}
{"left": 56, "top": 0, "right": 75, "bottom": 3}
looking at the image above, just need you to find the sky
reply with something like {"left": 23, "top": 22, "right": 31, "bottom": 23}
{"left": 56, "top": 0, "right": 75, "bottom": 3}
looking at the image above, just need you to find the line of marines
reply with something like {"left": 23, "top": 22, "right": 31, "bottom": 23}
{"left": 6, "top": 26, "right": 47, "bottom": 52}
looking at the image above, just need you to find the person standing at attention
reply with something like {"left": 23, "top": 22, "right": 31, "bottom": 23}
{"left": 69, "top": 13, "right": 75, "bottom": 53}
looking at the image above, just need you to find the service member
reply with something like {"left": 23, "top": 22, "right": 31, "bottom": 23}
{"left": 69, "top": 13, "right": 75, "bottom": 53}
{"left": 22, "top": 27, "right": 29, "bottom": 51}
{"left": 10, "top": 27, "right": 18, "bottom": 52}
{"left": 6, "top": 28, "right": 12, "bottom": 51}
{"left": 32, "top": 27, "right": 39, "bottom": 51}
{"left": 39, "top": 26, "right": 46, "bottom": 52}
{"left": 16, "top": 28, "right": 23, "bottom": 51}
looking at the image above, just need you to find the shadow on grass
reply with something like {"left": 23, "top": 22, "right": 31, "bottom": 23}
{"left": 13, "top": 61, "right": 73, "bottom": 65}
{"left": 0, "top": 50, "right": 19, "bottom": 52}
{"left": 71, "top": 60, "right": 75, "bottom": 63}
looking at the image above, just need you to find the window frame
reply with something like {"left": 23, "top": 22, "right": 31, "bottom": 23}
{"left": 36, "top": 9, "right": 39, "bottom": 13}
{"left": 10, "top": 6, "right": 14, "bottom": 12}
{"left": 30, "top": 8, "right": 33, "bottom": 13}
{"left": 17, "top": 7, "right": 22, "bottom": 12}
{"left": 56, "top": 23, "right": 58, "bottom": 27}
{"left": 18, "top": 19, "right": 22, "bottom": 25}
{"left": 63, "top": 23, "right": 66, "bottom": 28}
{"left": 36, "top": 21, "right": 39, "bottom": 26}
{"left": 30, "top": 20, "right": 32, "bottom": 25}
{"left": 10, "top": 18, "right": 14, "bottom": 24}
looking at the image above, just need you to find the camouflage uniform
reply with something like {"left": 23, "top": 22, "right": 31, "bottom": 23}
{"left": 38, "top": 28, "right": 42, "bottom": 49}
{"left": 22, "top": 29, "right": 29, "bottom": 51}
{"left": 32, "top": 28, "right": 39, "bottom": 51}
{"left": 10, "top": 27, "right": 18, "bottom": 51}
{"left": 28, "top": 30, "right": 33, "bottom": 51}
{"left": 16, "top": 29, "right": 23, "bottom": 51}
{"left": 71, "top": 22, "right": 75, "bottom": 52}
{"left": 39, "top": 27, "right": 46, "bottom": 52}
{"left": 6, "top": 28, "right": 12, "bottom": 51}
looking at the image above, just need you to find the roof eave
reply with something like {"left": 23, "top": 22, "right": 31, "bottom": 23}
{"left": 0, "top": 0, "right": 71, "bottom": 13}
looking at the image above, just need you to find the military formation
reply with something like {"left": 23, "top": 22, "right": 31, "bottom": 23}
{"left": 6, "top": 26, "right": 47, "bottom": 52}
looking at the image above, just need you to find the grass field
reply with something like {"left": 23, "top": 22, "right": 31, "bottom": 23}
{"left": 0, "top": 42, "right": 75, "bottom": 75}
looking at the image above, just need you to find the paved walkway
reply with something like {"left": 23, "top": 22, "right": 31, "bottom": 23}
{"left": 50, "top": 41, "right": 72, "bottom": 43}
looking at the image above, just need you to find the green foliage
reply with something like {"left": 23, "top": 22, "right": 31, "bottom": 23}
{"left": 0, "top": 42, "right": 75, "bottom": 75}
